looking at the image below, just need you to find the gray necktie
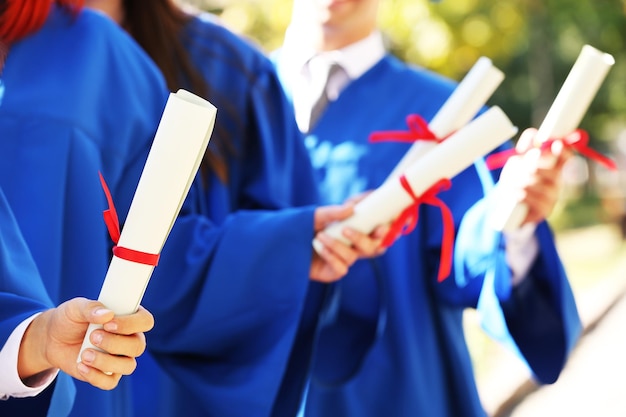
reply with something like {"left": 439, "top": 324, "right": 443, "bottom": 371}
{"left": 307, "top": 62, "right": 343, "bottom": 132}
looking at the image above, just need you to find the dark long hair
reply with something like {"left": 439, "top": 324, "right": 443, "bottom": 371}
{"left": 122, "top": 0, "right": 232, "bottom": 184}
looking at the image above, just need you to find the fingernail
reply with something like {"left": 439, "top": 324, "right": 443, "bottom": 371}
{"left": 77, "top": 363, "right": 90, "bottom": 375}
{"left": 93, "top": 308, "right": 111, "bottom": 317}
{"left": 82, "top": 350, "right": 96, "bottom": 364}
{"left": 91, "top": 331, "right": 103, "bottom": 346}
{"left": 103, "top": 321, "right": 118, "bottom": 332}
{"left": 343, "top": 228, "right": 354, "bottom": 237}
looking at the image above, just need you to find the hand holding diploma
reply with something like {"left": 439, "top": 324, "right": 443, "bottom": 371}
{"left": 310, "top": 202, "right": 389, "bottom": 283}
{"left": 313, "top": 106, "right": 518, "bottom": 280}
{"left": 19, "top": 298, "right": 154, "bottom": 391}
{"left": 494, "top": 128, "right": 573, "bottom": 227}
{"left": 77, "top": 90, "right": 216, "bottom": 365}
{"left": 491, "top": 44, "right": 615, "bottom": 232}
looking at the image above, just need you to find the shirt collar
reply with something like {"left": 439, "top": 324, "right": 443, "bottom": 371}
{"left": 330, "top": 31, "right": 386, "bottom": 80}
{"left": 282, "top": 28, "right": 386, "bottom": 81}
{"left": 280, "top": 29, "right": 387, "bottom": 131}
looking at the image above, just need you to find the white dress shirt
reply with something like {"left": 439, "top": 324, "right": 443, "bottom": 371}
{"left": 0, "top": 313, "right": 58, "bottom": 400}
{"left": 282, "top": 28, "right": 386, "bottom": 132}
{"left": 281, "top": 27, "right": 539, "bottom": 285}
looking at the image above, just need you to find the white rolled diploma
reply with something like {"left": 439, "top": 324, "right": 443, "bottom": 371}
{"left": 492, "top": 44, "right": 615, "bottom": 232}
{"left": 77, "top": 89, "right": 216, "bottom": 362}
{"left": 313, "top": 106, "right": 518, "bottom": 252}
{"left": 386, "top": 56, "right": 504, "bottom": 181}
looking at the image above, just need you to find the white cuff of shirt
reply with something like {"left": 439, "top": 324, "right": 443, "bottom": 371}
{"left": 504, "top": 222, "right": 539, "bottom": 287}
{"left": 0, "top": 313, "right": 59, "bottom": 400}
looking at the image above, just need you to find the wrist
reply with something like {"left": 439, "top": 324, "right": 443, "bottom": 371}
{"left": 17, "top": 309, "right": 54, "bottom": 382}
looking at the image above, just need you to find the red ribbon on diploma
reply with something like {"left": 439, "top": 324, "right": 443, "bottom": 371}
{"left": 369, "top": 114, "right": 444, "bottom": 144}
{"left": 99, "top": 172, "right": 160, "bottom": 266}
{"left": 486, "top": 129, "right": 617, "bottom": 171}
{"left": 370, "top": 115, "right": 455, "bottom": 282}
{"left": 382, "top": 175, "right": 454, "bottom": 282}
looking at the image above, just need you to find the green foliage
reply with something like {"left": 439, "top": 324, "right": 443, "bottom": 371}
{"left": 194, "top": 0, "right": 626, "bottom": 231}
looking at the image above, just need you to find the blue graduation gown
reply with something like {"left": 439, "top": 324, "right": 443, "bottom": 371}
{"left": 0, "top": 187, "right": 77, "bottom": 417}
{"left": 274, "top": 54, "right": 582, "bottom": 417}
{"left": 0, "top": 7, "right": 169, "bottom": 417}
{"left": 131, "top": 14, "right": 321, "bottom": 417}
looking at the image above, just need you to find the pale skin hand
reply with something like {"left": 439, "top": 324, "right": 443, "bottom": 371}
{"left": 500, "top": 127, "right": 573, "bottom": 225}
{"left": 310, "top": 201, "right": 389, "bottom": 283}
{"left": 18, "top": 297, "right": 154, "bottom": 391}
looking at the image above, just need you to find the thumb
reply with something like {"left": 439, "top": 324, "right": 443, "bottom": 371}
{"left": 62, "top": 297, "right": 115, "bottom": 326}
{"left": 313, "top": 204, "right": 354, "bottom": 231}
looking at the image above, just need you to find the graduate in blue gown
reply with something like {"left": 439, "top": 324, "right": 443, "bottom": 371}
{"left": 0, "top": 2, "right": 168, "bottom": 416}
{"left": 84, "top": 1, "right": 385, "bottom": 416}
{"left": 271, "top": 0, "right": 582, "bottom": 416}
{"left": 0, "top": 187, "right": 155, "bottom": 417}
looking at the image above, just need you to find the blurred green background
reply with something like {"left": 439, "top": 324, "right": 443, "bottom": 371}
{"left": 187, "top": 0, "right": 626, "bottom": 233}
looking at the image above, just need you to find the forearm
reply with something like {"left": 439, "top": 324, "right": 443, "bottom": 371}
{"left": 17, "top": 309, "right": 55, "bottom": 381}
{"left": 0, "top": 313, "right": 58, "bottom": 399}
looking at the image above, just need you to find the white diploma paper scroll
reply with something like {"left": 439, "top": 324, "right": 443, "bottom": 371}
{"left": 491, "top": 44, "right": 615, "bottom": 232}
{"left": 313, "top": 106, "right": 518, "bottom": 252}
{"left": 77, "top": 89, "right": 216, "bottom": 361}
{"left": 386, "top": 56, "right": 504, "bottom": 181}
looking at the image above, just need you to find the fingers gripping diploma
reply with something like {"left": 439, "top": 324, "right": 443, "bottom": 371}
{"left": 310, "top": 202, "right": 389, "bottom": 283}
{"left": 500, "top": 128, "right": 573, "bottom": 226}
{"left": 19, "top": 297, "right": 154, "bottom": 391}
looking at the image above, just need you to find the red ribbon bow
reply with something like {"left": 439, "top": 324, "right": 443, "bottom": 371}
{"left": 486, "top": 129, "right": 617, "bottom": 171}
{"left": 382, "top": 175, "right": 455, "bottom": 282}
{"left": 99, "top": 173, "right": 160, "bottom": 266}
{"left": 369, "top": 114, "right": 443, "bottom": 144}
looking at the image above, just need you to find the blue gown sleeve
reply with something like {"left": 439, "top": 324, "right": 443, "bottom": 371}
{"left": 459, "top": 196, "right": 582, "bottom": 384}
{"left": 498, "top": 222, "right": 582, "bottom": 383}
{"left": 145, "top": 205, "right": 316, "bottom": 354}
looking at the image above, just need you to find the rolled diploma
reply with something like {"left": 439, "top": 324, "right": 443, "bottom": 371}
{"left": 77, "top": 89, "right": 216, "bottom": 361}
{"left": 492, "top": 44, "right": 615, "bottom": 232}
{"left": 314, "top": 106, "right": 518, "bottom": 251}
{"left": 386, "top": 56, "right": 504, "bottom": 181}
